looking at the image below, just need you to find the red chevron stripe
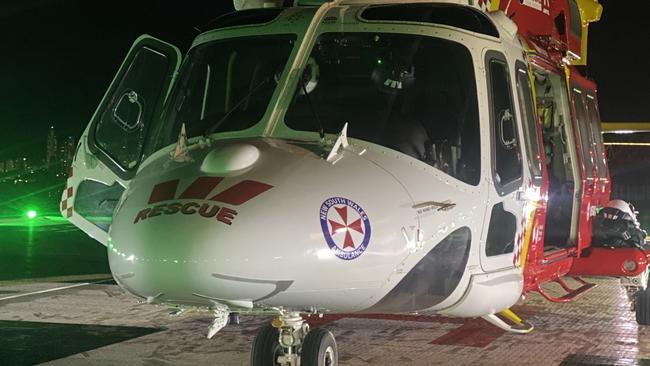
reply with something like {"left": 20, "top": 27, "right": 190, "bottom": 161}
{"left": 178, "top": 176, "right": 223, "bottom": 200}
{"left": 148, "top": 179, "right": 179, "bottom": 204}
{"left": 209, "top": 180, "right": 273, "bottom": 206}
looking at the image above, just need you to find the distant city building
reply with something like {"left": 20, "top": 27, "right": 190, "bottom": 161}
{"left": 61, "top": 136, "right": 76, "bottom": 173}
{"left": 46, "top": 126, "right": 58, "bottom": 166}
{"left": 0, "top": 126, "right": 71, "bottom": 179}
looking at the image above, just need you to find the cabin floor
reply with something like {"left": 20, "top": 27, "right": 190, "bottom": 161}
{"left": 1, "top": 276, "right": 649, "bottom": 365}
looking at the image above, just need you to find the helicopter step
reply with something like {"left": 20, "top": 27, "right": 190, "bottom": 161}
{"left": 533, "top": 277, "right": 596, "bottom": 303}
{"left": 481, "top": 308, "right": 534, "bottom": 334}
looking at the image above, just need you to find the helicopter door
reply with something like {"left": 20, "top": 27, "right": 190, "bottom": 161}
{"left": 479, "top": 52, "right": 526, "bottom": 272}
{"left": 61, "top": 35, "right": 181, "bottom": 245}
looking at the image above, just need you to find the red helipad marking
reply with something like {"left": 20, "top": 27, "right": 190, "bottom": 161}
{"left": 303, "top": 305, "right": 542, "bottom": 348}
{"left": 430, "top": 318, "right": 505, "bottom": 347}
{"left": 304, "top": 313, "right": 463, "bottom": 329}
{"left": 430, "top": 305, "right": 542, "bottom": 347}
{"left": 178, "top": 176, "right": 223, "bottom": 200}
{"left": 210, "top": 180, "right": 273, "bottom": 206}
{"left": 148, "top": 180, "right": 179, "bottom": 204}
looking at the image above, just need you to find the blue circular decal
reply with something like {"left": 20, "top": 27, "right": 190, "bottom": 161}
{"left": 319, "top": 197, "right": 371, "bottom": 260}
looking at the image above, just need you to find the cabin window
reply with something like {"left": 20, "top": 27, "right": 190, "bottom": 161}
{"left": 572, "top": 88, "right": 595, "bottom": 181}
{"left": 515, "top": 65, "right": 543, "bottom": 185}
{"left": 154, "top": 35, "right": 296, "bottom": 151}
{"left": 487, "top": 55, "right": 522, "bottom": 194}
{"left": 586, "top": 94, "right": 608, "bottom": 179}
{"left": 74, "top": 180, "right": 124, "bottom": 232}
{"left": 485, "top": 203, "right": 516, "bottom": 256}
{"left": 285, "top": 32, "right": 481, "bottom": 185}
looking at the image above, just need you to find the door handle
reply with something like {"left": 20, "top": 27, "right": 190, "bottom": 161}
{"left": 515, "top": 190, "right": 526, "bottom": 202}
{"left": 412, "top": 200, "right": 456, "bottom": 211}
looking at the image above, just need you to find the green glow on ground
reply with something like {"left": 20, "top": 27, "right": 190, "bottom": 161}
{"left": 0, "top": 215, "right": 111, "bottom": 227}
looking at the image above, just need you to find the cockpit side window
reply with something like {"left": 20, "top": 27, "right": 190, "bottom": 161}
{"left": 95, "top": 47, "right": 171, "bottom": 171}
{"left": 515, "top": 64, "right": 543, "bottom": 185}
{"left": 572, "top": 87, "right": 595, "bottom": 182}
{"left": 585, "top": 93, "right": 608, "bottom": 179}
{"left": 284, "top": 32, "right": 480, "bottom": 185}
{"left": 486, "top": 53, "right": 522, "bottom": 194}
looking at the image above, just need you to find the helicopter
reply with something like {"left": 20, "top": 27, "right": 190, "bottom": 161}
{"left": 61, "top": 0, "right": 650, "bottom": 365}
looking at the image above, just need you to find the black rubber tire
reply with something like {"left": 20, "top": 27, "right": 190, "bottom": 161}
{"left": 300, "top": 328, "right": 338, "bottom": 366}
{"left": 637, "top": 288, "right": 650, "bottom": 325}
{"left": 250, "top": 324, "right": 280, "bottom": 366}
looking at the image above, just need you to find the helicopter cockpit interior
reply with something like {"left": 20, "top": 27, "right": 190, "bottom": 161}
{"left": 534, "top": 68, "right": 579, "bottom": 249}
{"left": 285, "top": 32, "right": 481, "bottom": 186}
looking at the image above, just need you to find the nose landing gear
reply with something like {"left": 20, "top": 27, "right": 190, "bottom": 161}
{"left": 621, "top": 265, "right": 650, "bottom": 325}
{"left": 300, "top": 328, "right": 337, "bottom": 366}
{"left": 251, "top": 311, "right": 338, "bottom": 366}
{"left": 207, "top": 304, "right": 230, "bottom": 339}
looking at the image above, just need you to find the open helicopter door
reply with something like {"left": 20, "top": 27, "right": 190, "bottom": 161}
{"left": 479, "top": 52, "right": 527, "bottom": 272}
{"left": 61, "top": 35, "right": 181, "bottom": 245}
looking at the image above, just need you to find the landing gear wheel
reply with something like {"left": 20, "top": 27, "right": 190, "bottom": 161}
{"left": 635, "top": 266, "right": 650, "bottom": 325}
{"left": 636, "top": 287, "right": 650, "bottom": 325}
{"left": 251, "top": 324, "right": 281, "bottom": 366}
{"left": 300, "top": 327, "right": 338, "bottom": 366}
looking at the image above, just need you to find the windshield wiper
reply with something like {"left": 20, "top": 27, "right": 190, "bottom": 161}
{"left": 204, "top": 76, "right": 271, "bottom": 136}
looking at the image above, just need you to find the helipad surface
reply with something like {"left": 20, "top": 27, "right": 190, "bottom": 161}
{"left": 1, "top": 276, "right": 649, "bottom": 365}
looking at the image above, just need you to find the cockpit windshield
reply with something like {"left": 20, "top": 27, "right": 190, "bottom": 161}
{"left": 285, "top": 33, "right": 480, "bottom": 185}
{"left": 149, "top": 34, "right": 296, "bottom": 151}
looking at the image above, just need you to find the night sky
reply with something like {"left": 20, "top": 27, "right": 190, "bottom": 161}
{"left": 1, "top": 0, "right": 648, "bottom": 161}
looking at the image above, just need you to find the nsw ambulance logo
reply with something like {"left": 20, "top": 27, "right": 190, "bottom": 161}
{"left": 133, "top": 176, "right": 273, "bottom": 226}
{"left": 319, "top": 197, "right": 371, "bottom": 260}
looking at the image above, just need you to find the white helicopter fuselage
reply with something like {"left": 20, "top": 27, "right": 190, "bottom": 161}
{"left": 65, "top": 1, "right": 536, "bottom": 324}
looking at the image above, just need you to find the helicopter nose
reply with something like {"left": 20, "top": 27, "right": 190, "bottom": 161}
{"left": 106, "top": 174, "right": 279, "bottom": 305}
{"left": 107, "top": 211, "right": 281, "bottom": 306}
{"left": 105, "top": 138, "right": 417, "bottom": 309}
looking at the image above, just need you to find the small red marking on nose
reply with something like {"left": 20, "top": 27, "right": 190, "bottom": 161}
{"left": 178, "top": 176, "right": 223, "bottom": 200}
{"left": 148, "top": 179, "right": 179, "bottom": 204}
{"left": 210, "top": 180, "right": 273, "bottom": 206}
